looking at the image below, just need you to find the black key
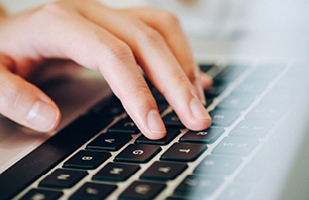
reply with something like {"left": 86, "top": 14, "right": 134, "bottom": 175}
{"left": 214, "top": 64, "right": 247, "bottom": 82}
{"left": 199, "top": 64, "right": 215, "bottom": 73}
{"left": 108, "top": 117, "right": 140, "bottom": 134}
{"left": 216, "top": 95, "right": 255, "bottom": 110}
{"left": 158, "top": 103, "right": 169, "bottom": 114}
{"left": 163, "top": 112, "right": 185, "bottom": 128}
{"left": 87, "top": 132, "right": 132, "bottom": 151}
{"left": 119, "top": 181, "right": 166, "bottom": 200}
{"left": 39, "top": 169, "right": 88, "bottom": 189}
{"left": 69, "top": 182, "right": 117, "bottom": 200}
{"left": 93, "top": 163, "right": 140, "bottom": 182}
{"left": 160, "top": 143, "right": 207, "bottom": 162}
{"left": 88, "top": 96, "right": 124, "bottom": 117}
{"left": 140, "top": 161, "right": 187, "bottom": 181}
{"left": 229, "top": 120, "right": 274, "bottom": 138}
{"left": 180, "top": 127, "right": 224, "bottom": 144}
{"left": 63, "top": 150, "right": 110, "bottom": 169}
{"left": 174, "top": 175, "right": 223, "bottom": 196}
{"left": 209, "top": 110, "right": 240, "bottom": 126}
{"left": 212, "top": 137, "right": 259, "bottom": 156}
{"left": 194, "top": 155, "right": 242, "bottom": 175}
{"left": 136, "top": 128, "right": 180, "bottom": 145}
{"left": 114, "top": 144, "right": 161, "bottom": 163}
{"left": 20, "top": 189, "right": 63, "bottom": 200}
{"left": 205, "top": 84, "right": 227, "bottom": 97}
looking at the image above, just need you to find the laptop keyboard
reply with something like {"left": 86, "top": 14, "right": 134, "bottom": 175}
{"left": 11, "top": 60, "right": 305, "bottom": 200}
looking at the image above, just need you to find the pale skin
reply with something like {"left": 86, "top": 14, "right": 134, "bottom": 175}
{"left": 0, "top": 0, "right": 212, "bottom": 140}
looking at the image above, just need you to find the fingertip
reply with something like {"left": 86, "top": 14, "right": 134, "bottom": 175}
{"left": 200, "top": 72, "right": 213, "bottom": 89}
{"left": 145, "top": 109, "right": 166, "bottom": 140}
{"left": 26, "top": 100, "right": 61, "bottom": 132}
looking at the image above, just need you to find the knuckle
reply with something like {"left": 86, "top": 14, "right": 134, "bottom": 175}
{"left": 159, "top": 10, "right": 181, "bottom": 27}
{"left": 138, "top": 28, "right": 165, "bottom": 47}
{"left": 32, "top": 2, "right": 71, "bottom": 19}
{"left": 106, "top": 41, "right": 134, "bottom": 63}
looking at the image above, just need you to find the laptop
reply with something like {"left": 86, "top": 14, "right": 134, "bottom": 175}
{"left": 0, "top": 0, "right": 309, "bottom": 199}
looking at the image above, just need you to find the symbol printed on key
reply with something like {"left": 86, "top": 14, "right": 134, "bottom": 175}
{"left": 158, "top": 167, "right": 171, "bottom": 173}
{"left": 214, "top": 115, "right": 225, "bottom": 119}
{"left": 31, "top": 193, "right": 46, "bottom": 200}
{"left": 86, "top": 187, "right": 99, "bottom": 195}
{"left": 197, "top": 131, "right": 208, "bottom": 136}
{"left": 82, "top": 156, "right": 93, "bottom": 161}
{"left": 133, "top": 150, "right": 144, "bottom": 155}
{"left": 109, "top": 168, "right": 124, "bottom": 175}
{"left": 171, "top": 116, "right": 179, "bottom": 121}
{"left": 179, "top": 149, "right": 190, "bottom": 153}
{"left": 185, "top": 178, "right": 198, "bottom": 187}
{"left": 57, "top": 174, "right": 70, "bottom": 180}
{"left": 124, "top": 122, "right": 135, "bottom": 127}
{"left": 104, "top": 139, "right": 115, "bottom": 143}
{"left": 135, "top": 184, "right": 151, "bottom": 195}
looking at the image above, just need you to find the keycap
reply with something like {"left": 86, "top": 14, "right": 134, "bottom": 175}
{"left": 160, "top": 143, "right": 207, "bottom": 162}
{"left": 63, "top": 150, "right": 110, "bottom": 169}
{"left": 174, "top": 175, "right": 223, "bottom": 197}
{"left": 87, "top": 132, "right": 132, "bottom": 151}
{"left": 87, "top": 96, "right": 124, "bottom": 117}
{"left": 140, "top": 161, "right": 187, "bottom": 181}
{"left": 158, "top": 103, "right": 169, "bottom": 114}
{"left": 69, "top": 182, "right": 117, "bottom": 200}
{"left": 216, "top": 95, "right": 255, "bottom": 110}
{"left": 114, "top": 144, "right": 161, "bottom": 163}
{"left": 232, "top": 81, "right": 269, "bottom": 96}
{"left": 229, "top": 120, "right": 274, "bottom": 138}
{"left": 217, "top": 184, "right": 251, "bottom": 200}
{"left": 108, "top": 117, "right": 140, "bottom": 134}
{"left": 39, "top": 169, "right": 88, "bottom": 189}
{"left": 205, "top": 84, "right": 227, "bottom": 97}
{"left": 180, "top": 127, "right": 224, "bottom": 144}
{"left": 136, "top": 128, "right": 180, "bottom": 145}
{"left": 119, "top": 181, "right": 166, "bottom": 200}
{"left": 163, "top": 112, "right": 185, "bottom": 128}
{"left": 213, "top": 64, "right": 247, "bottom": 82}
{"left": 20, "top": 189, "right": 63, "bottom": 200}
{"left": 246, "top": 63, "right": 285, "bottom": 82}
{"left": 212, "top": 137, "right": 259, "bottom": 156}
{"left": 209, "top": 110, "right": 240, "bottom": 126}
{"left": 246, "top": 103, "right": 286, "bottom": 121}
{"left": 199, "top": 64, "right": 215, "bottom": 73}
{"left": 194, "top": 155, "right": 242, "bottom": 175}
{"left": 93, "top": 163, "right": 140, "bottom": 182}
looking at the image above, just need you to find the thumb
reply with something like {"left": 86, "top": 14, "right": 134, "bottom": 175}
{"left": 0, "top": 67, "right": 61, "bottom": 132}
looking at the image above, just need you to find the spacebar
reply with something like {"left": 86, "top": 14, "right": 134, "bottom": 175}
{"left": 0, "top": 115, "right": 112, "bottom": 200}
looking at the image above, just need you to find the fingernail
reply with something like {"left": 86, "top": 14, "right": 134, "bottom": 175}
{"left": 26, "top": 101, "right": 59, "bottom": 131}
{"left": 190, "top": 98, "right": 210, "bottom": 119}
{"left": 147, "top": 109, "right": 166, "bottom": 135}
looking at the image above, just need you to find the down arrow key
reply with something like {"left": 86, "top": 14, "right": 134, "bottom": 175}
{"left": 87, "top": 132, "right": 132, "bottom": 151}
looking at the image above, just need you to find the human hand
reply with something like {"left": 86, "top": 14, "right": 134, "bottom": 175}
{"left": 0, "top": 0, "right": 212, "bottom": 139}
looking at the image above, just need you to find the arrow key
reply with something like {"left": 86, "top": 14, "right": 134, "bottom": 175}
{"left": 87, "top": 132, "right": 132, "bottom": 151}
